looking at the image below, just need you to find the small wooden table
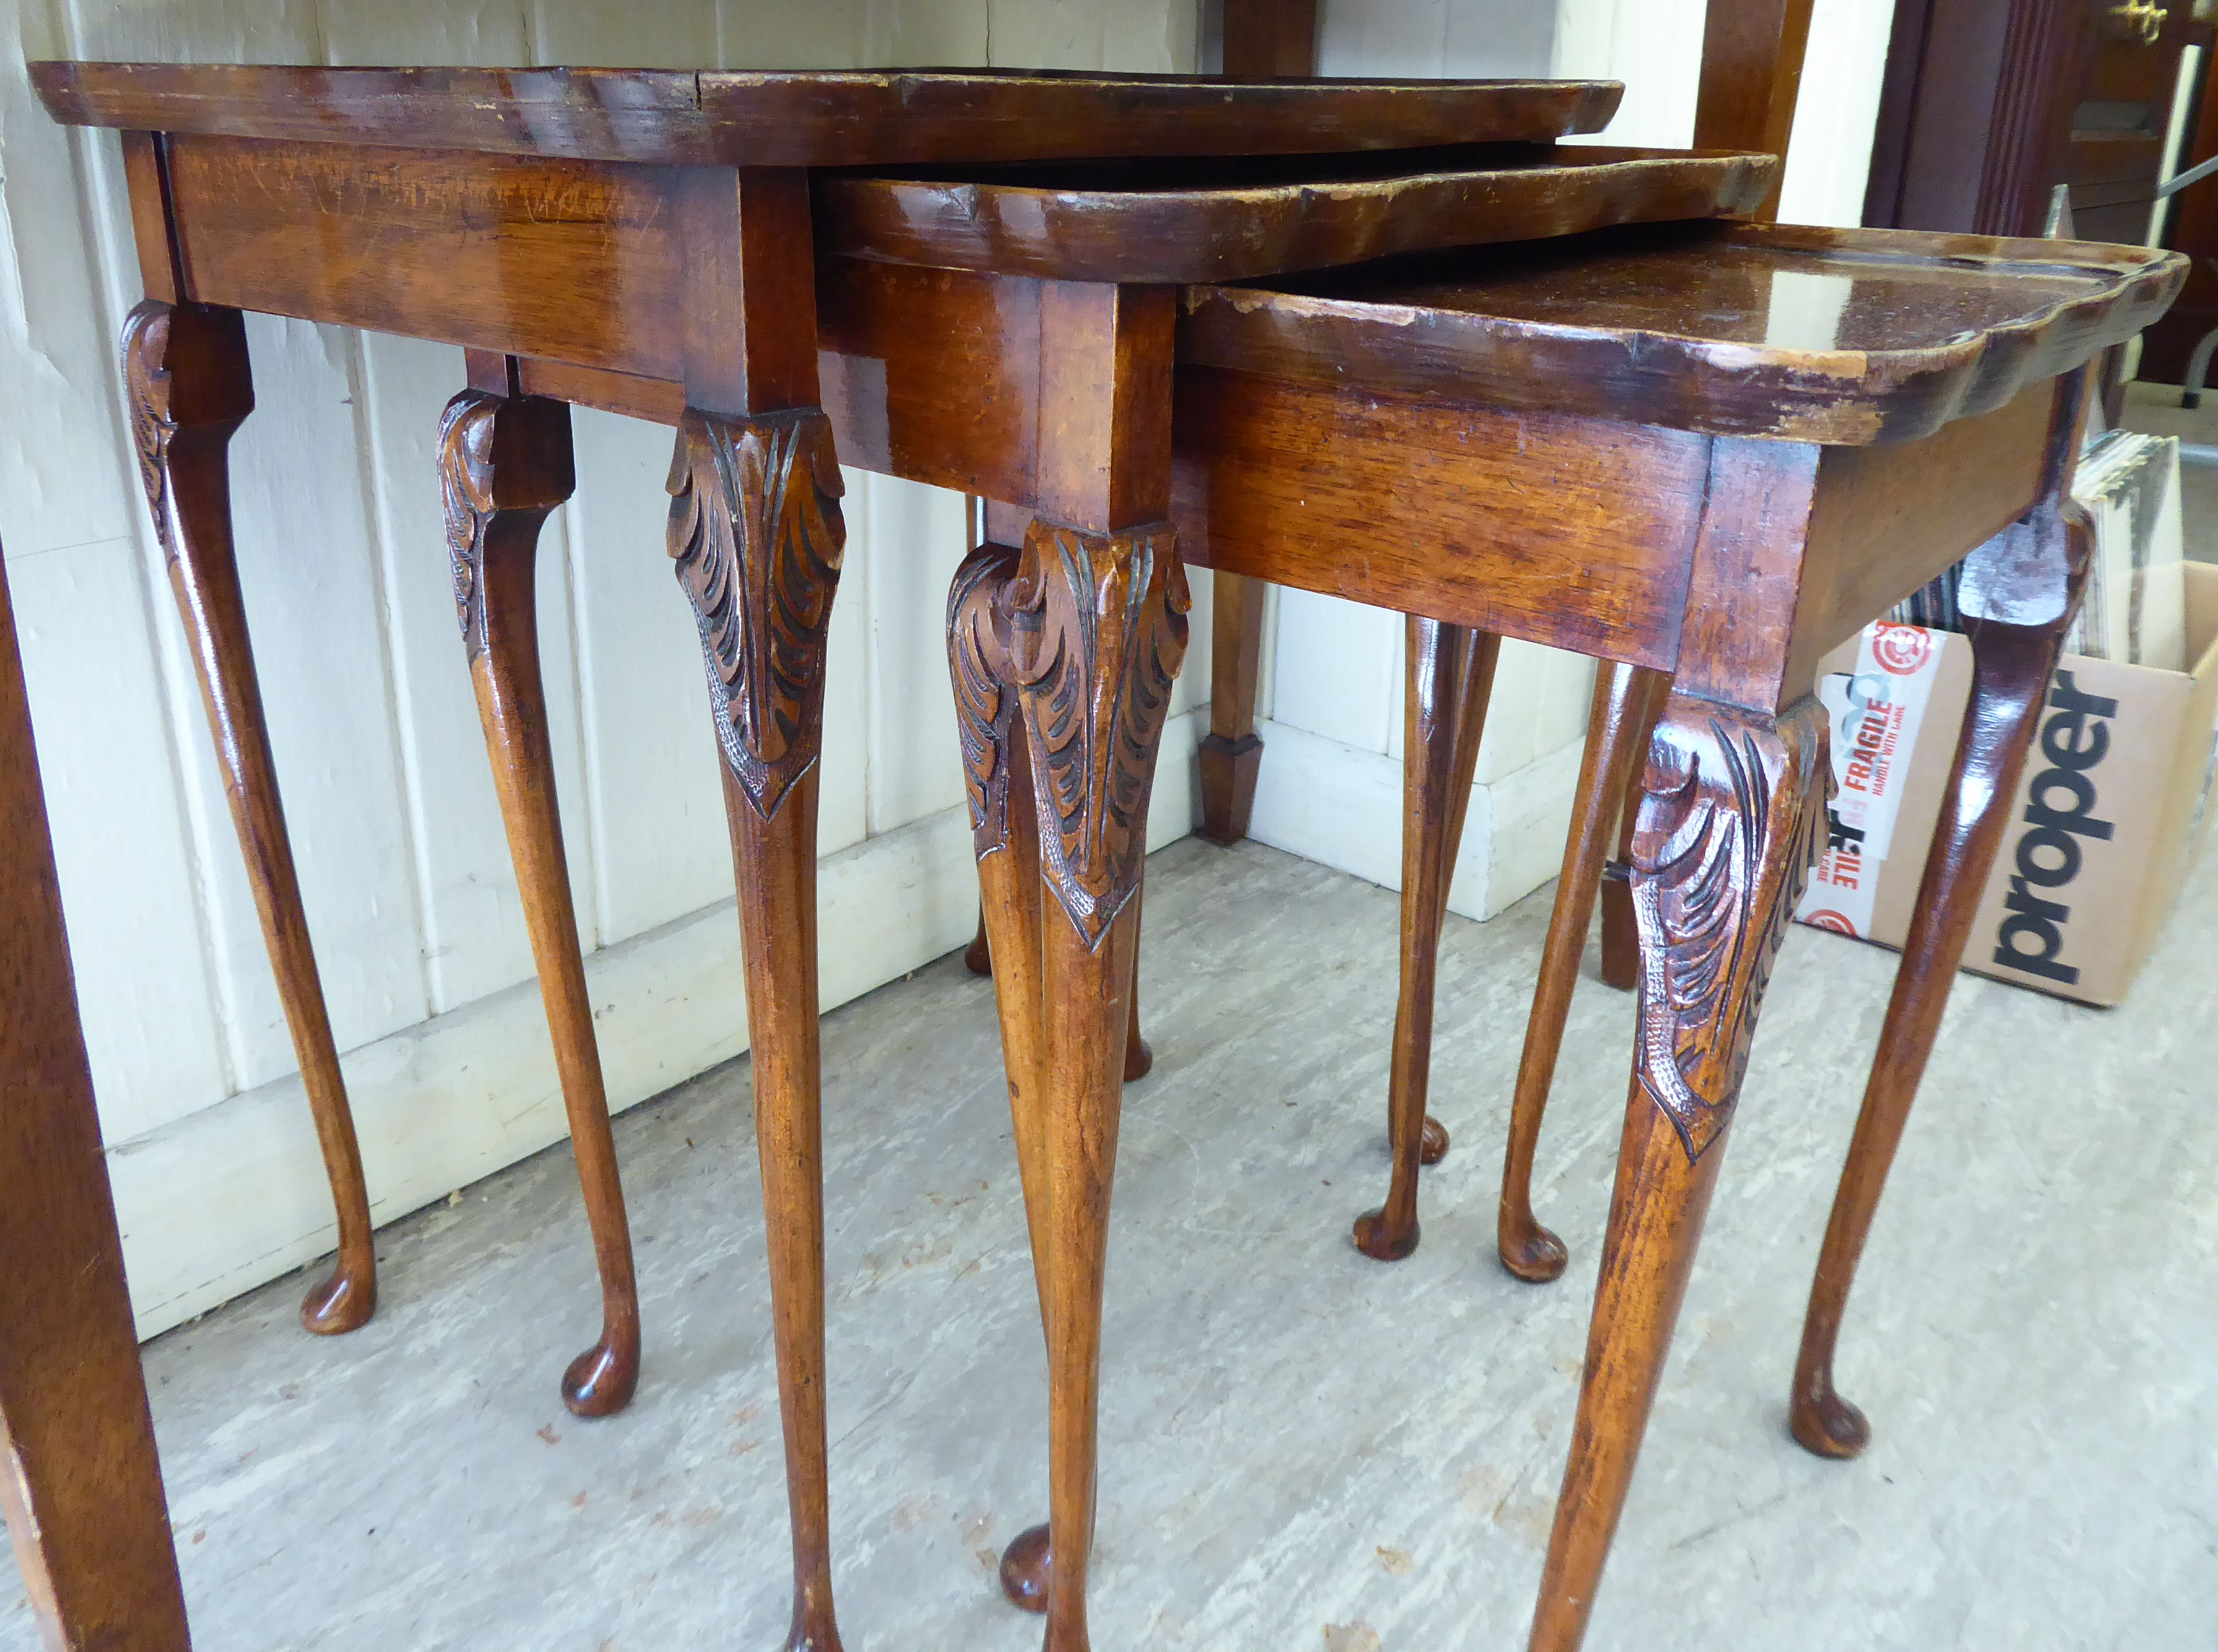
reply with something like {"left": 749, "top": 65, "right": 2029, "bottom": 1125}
{"left": 1172, "top": 218, "right": 2181, "bottom": 1649}
{"left": 27, "top": 60, "right": 1777, "bottom": 1652}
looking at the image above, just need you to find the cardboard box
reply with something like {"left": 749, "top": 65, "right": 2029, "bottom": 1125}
{"left": 1795, "top": 561, "right": 2218, "bottom": 1006}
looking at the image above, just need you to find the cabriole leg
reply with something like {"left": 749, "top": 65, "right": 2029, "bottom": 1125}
{"left": 1497, "top": 662, "right": 1665, "bottom": 1283}
{"left": 955, "top": 519, "right": 1190, "bottom": 1652}
{"left": 1528, "top": 696, "right": 1826, "bottom": 1652}
{"left": 1353, "top": 616, "right": 1497, "bottom": 1260}
{"left": 442, "top": 373, "right": 639, "bottom": 1416}
{"left": 1791, "top": 498, "right": 2094, "bottom": 1458}
{"left": 126, "top": 299, "right": 376, "bottom": 1335}
{"left": 669, "top": 404, "right": 849, "bottom": 1651}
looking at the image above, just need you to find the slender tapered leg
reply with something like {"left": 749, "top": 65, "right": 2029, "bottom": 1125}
{"left": 1423, "top": 616, "right": 1497, "bottom": 1166}
{"left": 669, "top": 400, "right": 848, "bottom": 1651}
{"left": 1597, "top": 670, "right": 1670, "bottom": 993}
{"left": 951, "top": 542, "right": 1059, "bottom": 1613}
{"left": 0, "top": 547, "right": 194, "bottom": 1650}
{"left": 1791, "top": 495, "right": 2095, "bottom": 1459}
{"left": 124, "top": 300, "right": 376, "bottom": 1335}
{"left": 956, "top": 516, "right": 1191, "bottom": 1650}
{"left": 1529, "top": 694, "right": 1826, "bottom": 1652}
{"left": 442, "top": 371, "right": 639, "bottom": 1416}
{"left": 1197, "top": 569, "right": 1268, "bottom": 842}
{"left": 1353, "top": 617, "right": 1499, "bottom": 1260}
{"left": 1497, "top": 662, "right": 1666, "bottom": 1282}
{"left": 966, "top": 899, "right": 1153, "bottom": 1082}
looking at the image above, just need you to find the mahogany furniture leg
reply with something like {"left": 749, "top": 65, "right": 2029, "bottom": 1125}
{"left": 664, "top": 166, "right": 848, "bottom": 1652}
{"left": 0, "top": 547, "right": 194, "bottom": 1650}
{"left": 441, "top": 362, "right": 639, "bottom": 1418}
{"left": 1424, "top": 616, "right": 1497, "bottom": 1167}
{"left": 1195, "top": 0, "right": 1319, "bottom": 850}
{"left": 963, "top": 898, "right": 1152, "bottom": 1083}
{"left": 123, "top": 299, "right": 376, "bottom": 1336}
{"left": 1497, "top": 660, "right": 1666, "bottom": 1282}
{"left": 1596, "top": 668, "right": 1669, "bottom": 992}
{"left": 951, "top": 543, "right": 1057, "bottom": 1613}
{"left": 1354, "top": 616, "right": 1498, "bottom": 1260}
{"left": 1197, "top": 569, "right": 1268, "bottom": 842}
{"left": 1791, "top": 432, "right": 2095, "bottom": 1460}
{"left": 955, "top": 516, "right": 1190, "bottom": 1643}
{"left": 1530, "top": 692, "right": 1827, "bottom": 1652}
{"left": 1122, "top": 881, "right": 1154, "bottom": 1083}
{"left": 955, "top": 279, "right": 1190, "bottom": 1650}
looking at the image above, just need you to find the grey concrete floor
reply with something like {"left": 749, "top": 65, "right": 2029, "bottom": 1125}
{"left": 6, "top": 834, "right": 2216, "bottom": 1651}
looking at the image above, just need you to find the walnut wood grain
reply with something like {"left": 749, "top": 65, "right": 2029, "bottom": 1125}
{"left": 1197, "top": 569, "right": 1267, "bottom": 843}
{"left": 1179, "top": 220, "right": 2185, "bottom": 444}
{"left": 1791, "top": 369, "right": 2094, "bottom": 1461}
{"left": 1354, "top": 618, "right": 1497, "bottom": 1262}
{"left": 953, "top": 260, "right": 1191, "bottom": 1646}
{"left": 815, "top": 145, "right": 1773, "bottom": 282}
{"left": 1223, "top": 0, "right": 1319, "bottom": 77}
{"left": 1193, "top": 0, "right": 1323, "bottom": 848}
{"left": 1521, "top": 417, "right": 1840, "bottom": 1652}
{"left": 957, "top": 520, "right": 1189, "bottom": 1643}
{"left": 1172, "top": 366, "right": 1707, "bottom": 668}
{"left": 0, "top": 545, "right": 193, "bottom": 1650}
{"left": 661, "top": 166, "right": 852, "bottom": 1651}
{"left": 1531, "top": 694, "right": 1827, "bottom": 1652}
{"left": 1694, "top": 0, "right": 1816, "bottom": 221}
{"left": 124, "top": 297, "right": 377, "bottom": 1338}
{"left": 1496, "top": 660, "right": 1663, "bottom": 1284}
{"left": 960, "top": 901, "right": 1152, "bottom": 1082}
{"left": 1599, "top": 668, "right": 1669, "bottom": 990}
{"left": 163, "top": 136, "right": 683, "bottom": 377}
{"left": 32, "top": 61, "right": 1620, "bottom": 167}
{"left": 442, "top": 373, "right": 641, "bottom": 1419}
{"left": 671, "top": 407, "right": 849, "bottom": 1652}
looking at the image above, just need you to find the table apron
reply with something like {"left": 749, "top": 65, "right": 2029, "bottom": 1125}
{"left": 165, "top": 134, "right": 689, "bottom": 379}
{"left": 1171, "top": 367, "right": 1706, "bottom": 668}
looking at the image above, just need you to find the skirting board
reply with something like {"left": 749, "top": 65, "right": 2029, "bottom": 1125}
{"left": 107, "top": 708, "right": 1202, "bottom": 1340}
{"left": 1244, "top": 716, "right": 1587, "bottom": 921}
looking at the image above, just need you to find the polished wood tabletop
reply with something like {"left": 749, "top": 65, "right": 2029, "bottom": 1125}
{"left": 817, "top": 144, "right": 1771, "bottom": 281}
{"left": 1181, "top": 219, "right": 2184, "bottom": 438}
{"left": 30, "top": 59, "right": 1621, "bottom": 164}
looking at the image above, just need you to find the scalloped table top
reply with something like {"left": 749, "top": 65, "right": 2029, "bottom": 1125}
{"left": 1179, "top": 220, "right": 2190, "bottom": 444}
{"left": 814, "top": 145, "right": 1774, "bottom": 283}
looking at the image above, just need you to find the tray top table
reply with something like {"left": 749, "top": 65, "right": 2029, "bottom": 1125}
{"left": 1151, "top": 218, "right": 2182, "bottom": 1650}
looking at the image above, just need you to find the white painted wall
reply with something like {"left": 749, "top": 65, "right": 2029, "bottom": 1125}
{"left": 1243, "top": 0, "right": 1893, "bottom": 918}
{"left": 0, "top": 0, "right": 1205, "bottom": 1337}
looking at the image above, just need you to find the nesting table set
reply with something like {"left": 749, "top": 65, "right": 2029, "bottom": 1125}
{"left": 14, "top": 60, "right": 2185, "bottom": 1651}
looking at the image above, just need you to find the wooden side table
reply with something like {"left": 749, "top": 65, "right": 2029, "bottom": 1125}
{"left": 29, "top": 59, "right": 1775, "bottom": 1652}
{"left": 1173, "top": 217, "right": 2183, "bottom": 1648}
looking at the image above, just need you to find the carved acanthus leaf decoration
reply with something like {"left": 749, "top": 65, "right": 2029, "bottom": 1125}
{"left": 948, "top": 540, "right": 1023, "bottom": 859}
{"left": 667, "top": 408, "right": 847, "bottom": 821}
{"left": 1629, "top": 699, "right": 1827, "bottom": 1161}
{"left": 122, "top": 300, "right": 180, "bottom": 564}
{"left": 438, "top": 389, "right": 502, "bottom": 660}
{"left": 996, "top": 519, "right": 1191, "bottom": 949}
